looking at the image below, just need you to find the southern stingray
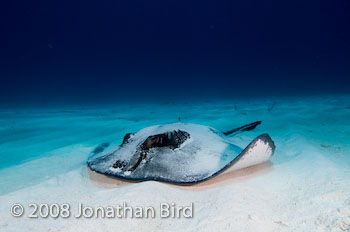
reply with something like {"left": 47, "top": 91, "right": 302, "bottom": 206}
{"left": 87, "top": 121, "right": 275, "bottom": 185}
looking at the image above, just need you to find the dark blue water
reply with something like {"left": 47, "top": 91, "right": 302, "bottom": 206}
{"left": 1, "top": 0, "right": 350, "bottom": 104}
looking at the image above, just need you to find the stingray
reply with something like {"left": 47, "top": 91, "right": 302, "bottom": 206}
{"left": 87, "top": 121, "right": 275, "bottom": 185}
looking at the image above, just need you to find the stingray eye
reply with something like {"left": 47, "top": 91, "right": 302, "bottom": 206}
{"left": 122, "top": 133, "right": 134, "bottom": 145}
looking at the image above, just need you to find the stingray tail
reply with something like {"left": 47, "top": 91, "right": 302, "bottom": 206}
{"left": 223, "top": 121, "right": 262, "bottom": 136}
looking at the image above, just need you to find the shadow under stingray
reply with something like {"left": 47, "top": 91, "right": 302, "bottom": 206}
{"left": 87, "top": 161, "right": 274, "bottom": 191}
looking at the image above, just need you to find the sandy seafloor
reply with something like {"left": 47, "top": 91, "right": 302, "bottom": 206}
{"left": 0, "top": 95, "right": 350, "bottom": 232}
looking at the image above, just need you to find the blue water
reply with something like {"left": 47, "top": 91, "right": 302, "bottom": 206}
{"left": 1, "top": 1, "right": 350, "bottom": 103}
{"left": 0, "top": 94, "right": 349, "bottom": 195}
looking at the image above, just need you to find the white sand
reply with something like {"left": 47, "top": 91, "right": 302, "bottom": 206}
{"left": 0, "top": 95, "right": 349, "bottom": 231}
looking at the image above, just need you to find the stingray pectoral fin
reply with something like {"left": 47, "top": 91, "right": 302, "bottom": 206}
{"left": 228, "top": 133, "right": 275, "bottom": 172}
{"left": 223, "top": 121, "right": 262, "bottom": 136}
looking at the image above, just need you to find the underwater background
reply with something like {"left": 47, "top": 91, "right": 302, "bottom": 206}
{"left": 0, "top": 1, "right": 350, "bottom": 231}
{"left": 1, "top": 0, "right": 350, "bottom": 104}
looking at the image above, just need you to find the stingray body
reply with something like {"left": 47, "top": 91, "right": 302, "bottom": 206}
{"left": 87, "top": 121, "right": 275, "bottom": 185}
